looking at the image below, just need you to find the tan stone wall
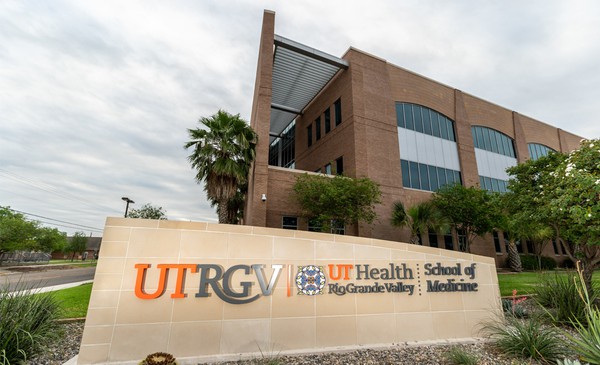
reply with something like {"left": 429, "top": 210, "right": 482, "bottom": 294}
{"left": 79, "top": 218, "right": 501, "bottom": 364}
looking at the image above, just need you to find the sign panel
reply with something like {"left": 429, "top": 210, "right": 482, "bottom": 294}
{"left": 78, "top": 218, "right": 501, "bottom": 364}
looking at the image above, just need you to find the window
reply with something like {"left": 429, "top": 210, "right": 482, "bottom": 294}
{"left": 444, "top": 232, "right": 454, "bottom": 251}
{"left": 428, "top": 230, "right": 439, "bottom": 248}
{"left": 307, "top": 124, "right": 312, "bottom": 147}
{"left": 334, "top": 98, "right": 342, "bottom": 126}
{"left": 401, "top": 159, "right": 461, "bottom": 192}
{"left": 471, "top": 126, "right": 516, "bottom": 158}
{"left": 325, "top": 163, "right": 332, "bottom": 175}
{"left": 396, "top": 103, "right": 457, "bottom": 142}
{"left": 526, "top": 240, "right": 534, "bottom": 255}
{"left": 552, "top": 239, "right": 560, "bottom": 255}
{"left": 331, "top": 220, "right": 345, "bottom": 235}
{"left": 269, "top": 121, "right": 296, "bottom": 168}
{"left": 493, "top": 231, "right": 502, "bottom": 253}
{"left": 528, "top": 143, "right": 556, "bottom": 161}
{"left": 282, "top": 217, "right": 298, "bottom": 230}
{"left": 335, "top": 156, "right": 344, "bottom": 175}
{"left": 315, "top": 117, "right": 321, "bottom": 141}
{"left": 308, "top": 218, "right": 321, "bottom": 232}
{"left": 324, "top": 108, "right": 331, "bottom": 133}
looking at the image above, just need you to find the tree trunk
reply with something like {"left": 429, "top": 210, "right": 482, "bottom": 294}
{"left": 507, "top": 240, "right": 523, "bottom": 272}
{"left": 217, "top": 198, "right": 229, "bottom": 224}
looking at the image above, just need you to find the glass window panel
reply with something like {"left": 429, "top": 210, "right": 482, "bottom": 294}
{"left": 404, "top": 104, "right": 414, "bottom": 130}
{"left": 431, "top": 112, "right": 441, "bottom": 138}
{"left": 401, "top": 160, "right": 411, "bottom": 187}
{"left": 480, "top": 176, "right": 485, "bottom": 189}
{"left": 482, "top": 127, "right": 491, "bottom": 151}
{"left": 454, "top": 170, "right": 461, "bottom": 184}
{"left": 307, "top": 125, "right": 312, "bottom": 147}
{"left": 490, "top": 130, "right": 499, "bottom": 153}
{"left": 445, "top": 168, "right": 455, "bottom": 185}
{"left": 528, "top": 144, "right": 534, "bottom": 159}
{"left": 414, "top": 106, "right": 424, "bottom": 133}
{"left": 334, "top": 98, "right": 342, "bottom": 126}
{"left": 504, "top": 136, "right": 513, "bottom": 158}
{"left": 447, "top": 119, "right": 456, "bottom": 141}
{"left": 484, "top": 177, "right": 492, "bottom": 191}
{"left": 438, "top": 166, "right": 447, "bottom": 187}
{"left": 491, "top": 178, "right": 500, "bottom": 192}
{"left": 429, "top": 165, "right": 439, "bottom": 192}
{"left": 419, "top": 163, "right": 430, "bottom": 191}
{"left": 409, "top": 161, "right": 420, "bottom": 189}
{"left": 396, "top": 103, "right": 405, "bottom": 128}
{"left": 439, "top": 116, "right": 449, "bottom": 140}
{"left": 315, "top": 117, "right": 321, "bottom": 140}
{"left": 496, "top": 132, "right": 505, "bottom": 156}
{"left": 282, "top": 216, "right": 298, "bottom": 230}
{"left": 428, "top": 230, "right": 439, "bottom": 248}
{"left": 324, "top": 108, "right": 331, "bottom": 133}
{"left": 493, "top": 231, "right": 502, "bottom": 253}
{"left": 476, "top": 127, "right": 485, "bottom": 149}
{"left": 444, "top": 233, "right": 454, "bottom": 250}
{"left": 471, "top": 128, "right": 478, "bottom": 148}
{"left": 422, "top": 108, "right": 432, "bottom": 135}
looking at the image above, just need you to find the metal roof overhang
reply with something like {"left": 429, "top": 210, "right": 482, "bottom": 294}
{"left": 270, "top": 35, "right": 348, "bottom": 143}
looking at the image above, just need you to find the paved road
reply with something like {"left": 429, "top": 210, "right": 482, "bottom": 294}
{"left": 0, "top": 266, "right": 96, "bottom": 292}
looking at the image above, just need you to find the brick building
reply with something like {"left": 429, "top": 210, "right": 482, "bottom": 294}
{"left": 244, "top": 10, "right": 582, "bottom": 267}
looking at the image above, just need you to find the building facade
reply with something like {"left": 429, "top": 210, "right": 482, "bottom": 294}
{"left": 245, "top": 10, "right": 582, "bottom": 267}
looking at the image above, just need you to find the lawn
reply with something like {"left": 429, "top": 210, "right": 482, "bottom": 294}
{"left": 498, "top": 270, "right": 600, "bottom": 297}
{"left": 48, "top": 283, "right": 93, "bottom": 319}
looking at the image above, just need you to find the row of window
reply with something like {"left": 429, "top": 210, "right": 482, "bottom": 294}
{"left": 401, "top": 159, "right": 461, "bottom": 192}
{"left": 479, "top": 175, "right": 509, "bottom": 193}
{"left": 493, "top": 231, "right": 564, "bottom": 256}
{"left": 472, "top": 126, "right": 516, "bottom": 158}
{"left": 307, "top": 98, "right": 342, "bottom": 147}
{"left": 282, "top": 216, "right": 345, "bottom": 235}
{"left": 528, "top": 143, "right": 555, "bottom": 161}
{"left": 396, "top": 103, "right": 456, "bottom": 142}
{"left": 315, "top": 156, "right": 344, "bottom": 175}
{"left": 269, "top": 121, "right": 296, "bottom": 168}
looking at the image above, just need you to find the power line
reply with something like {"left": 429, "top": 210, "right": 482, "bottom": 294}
{"left": 0, "top": 168, "right": 121, "bottom": 214}
{"left": 9, "top": 208, "right": 104, "bottom": 232}
{"left": 34, "top": 218, "right": 104, "bottom": 233}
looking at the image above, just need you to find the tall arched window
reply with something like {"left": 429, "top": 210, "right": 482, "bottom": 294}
{"left": 471, "top": 126, "right": 516, "bottom": 193}
{"left": 396, "top": 103, "right": 462, "bottom": 192}
{"left": 528, "top": 143, "right": 555, "bottom": 161}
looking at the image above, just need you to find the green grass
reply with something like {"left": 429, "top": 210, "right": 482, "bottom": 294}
{"left": 48, "top": 283, "right": 93, "bottom": 319}
{"left": 498, "top": 270, "right": 600, "bottom": 297}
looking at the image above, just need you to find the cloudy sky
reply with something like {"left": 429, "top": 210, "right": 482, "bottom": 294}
{"left": 1, "top": 0, "right": 599, "bottom": 236}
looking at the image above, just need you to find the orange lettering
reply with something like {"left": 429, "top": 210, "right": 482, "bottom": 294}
{"left": 134, "top": 263, "right": 198, "bottom": 299}
{"left": 328, "top": 264, "right": 354, "bottom": 280}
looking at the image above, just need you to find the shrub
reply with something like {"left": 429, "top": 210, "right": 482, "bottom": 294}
{"left": 534, "top": 272, "right": 597, "bottom": 326}
{"left": 502, "top": 299, "right": 527, "bottom": 318}
{"left": 564, "top": 267, "right": 600, "bottom": 365}
{"left": 519, "top": 254, "right": 557, "bottom": 270}
{"left": 484, "top": 315, "right": 567, "bottom": 362}
{"left": 0, "top": 282, "right": 62, "bottom": 364}
{"left": 444, "top": 346, "right": 478, "bottom": 365}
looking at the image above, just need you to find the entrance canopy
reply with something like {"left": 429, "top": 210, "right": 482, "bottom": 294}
{"left": 270, "top": 35, "right": 348, "bottom": 143}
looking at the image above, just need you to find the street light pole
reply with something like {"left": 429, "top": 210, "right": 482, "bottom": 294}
{"left": 121, "top": 197, "right": 135, "bottom": 217}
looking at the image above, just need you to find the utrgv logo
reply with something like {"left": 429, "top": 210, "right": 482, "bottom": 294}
{"left": 134, "top": 264, "right": 283, "bottom": 305}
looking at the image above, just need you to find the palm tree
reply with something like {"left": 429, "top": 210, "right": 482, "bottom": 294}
{"left": 184, "top": 110, "right": 257, "bottom": 224}
{"left": 391, "top": 201, "right": 449, "bottom": 245}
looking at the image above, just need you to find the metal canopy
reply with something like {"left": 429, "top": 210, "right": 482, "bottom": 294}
{"left": 270, "top": 35, "right": 348, "bottom": 143}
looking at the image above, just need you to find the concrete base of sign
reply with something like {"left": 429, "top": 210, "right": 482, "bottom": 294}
{"left": 78, "top": 218, "right": 501, "bottom": 364}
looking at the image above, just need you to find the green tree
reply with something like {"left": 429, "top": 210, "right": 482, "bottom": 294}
{"left": 127, "top": 203, "right": 167, "bottom": 220}
{"left": 35, "top": 227, "right": 68, "bottom": 253}
{"left": 67, "top": 232, "right": 88, "bottom": 261}
{"left": 184, "top": 110, "right": 257, "bottom": 224}
{"left": 391, "top": 201, "right": 449, "bottom": 245}
{"left": 507, "top": 139, "right": 600, "bottom": 289}
{"left": 293, "top": 174, "right": 382, "bottom": 233}
{"left": 0, "top": 207, "right": 38, "bottom": 256}
{"left": 431, "top": 184, "right": 497, "bottom": 253}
